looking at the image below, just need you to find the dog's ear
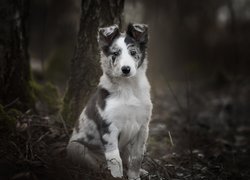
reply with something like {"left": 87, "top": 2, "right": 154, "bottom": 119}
{"left": 98, "top": 24, "right": 120, "bottom": 49}
{"left": 126, "top": 23, "right": 148, "bottom": 44}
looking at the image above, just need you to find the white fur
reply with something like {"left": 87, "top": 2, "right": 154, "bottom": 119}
{"left": 99, "top": 70, "right": 152, "bottom": 149}
{"left": 99, "top": 73, "right": 151, "bottom": 179}
{"left": 100, "top": 35, "right": 143, "bottom": 79}
{"left": 105, "top": 149, "right": 123, "bottom": 178}
{"left": 114, "top": 37, "right": 137, "bottom": 77}
{"left": 68, "top": 35, "right": 152, "bottom": 180}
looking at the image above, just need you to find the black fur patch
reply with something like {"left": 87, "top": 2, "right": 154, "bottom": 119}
{"left": 100, "top": 120, "right": 111, "bottom": 145}
{"left": 101, "top": 136, "right": 109, "bottom": 145}
{"left": 100, "top": 121, "right": 111, "bottom": 134}
{"left": 99, "top": 25, "right": 120, "bottom": 56}
{"left": 126, "top": 23, "right": 148, "bottom": 44}
{"left": 118, "top": 132, "right": 121, "bottom": 141}
{"left": 124, "top": 35, "right": 135, "bottom": 45}
{"left": 86, "top": 133, "right": 95, "bottom": 141}
{"left": 126, "top": 23, "right": 148, "bottom": 69}
{"left": 85, "top": 94, "right": 100, "bottom": 125}
{"left": 101, "top": 35, "right": 120, "bottom": 57}
{"left": 85, "top": 87, "right": 110, "bottom": 119}
{"left": 85, "top": 86, "right": 111, "bottom": 146}
{"left": 138, "top": 48, "right": 146, "bottom": 68}
{"left": 72, "top": 139, "right": 102, "bottom": 153}
{"left": 98, "top": 88, "right": 110, "bottom": 110}
{"left": 124, "top": 35, "right": 147, "bottom": 69}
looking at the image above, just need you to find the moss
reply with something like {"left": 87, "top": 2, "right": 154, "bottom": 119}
{"left": 0, "top": 104, "right": 21, "bottom": 132}
{"left": 30, "top": 81, "right": 62, "bottom": 115}
{"left": 148, "top": 136, "right": 172, "bottom": 157}
{"left": 45, "top": 47, "right": 71, "bottom": 86}
{"left": 61, "top": 94, "right": 74, "bottom": 127}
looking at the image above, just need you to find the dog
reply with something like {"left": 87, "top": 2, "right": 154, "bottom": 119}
{"left": 67, "top": 23, "right": 152, "bottom": 180}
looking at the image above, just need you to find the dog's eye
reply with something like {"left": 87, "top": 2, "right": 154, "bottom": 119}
{"left": 111, "top": 51, "right": 119, "bottom": 63}
{"left": 113, "top": 51, "right": 119, "bottom": 56}
{"left": 130, "top": 50, "right": 136, "bottom": 56}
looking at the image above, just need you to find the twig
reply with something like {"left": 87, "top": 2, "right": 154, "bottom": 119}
{"left": 168, "top": 131, "right": 174, "bottom": 147}
{"left": 59, "top": 114, "right": 70, "bottom": 136}
{"left": 25, "top": 118, "right": 34, "bottom": 160}
{"left": 34, "top": 131, "right": 50, "bottom": 144}
{"left": 3, "top": 98, "right": 19, "bottom": 109}
{"left": 144, "top": 156, "right": 170, "bottom": 179}
{"left": 34, "top": 154, "right": 49, "bottom": 168}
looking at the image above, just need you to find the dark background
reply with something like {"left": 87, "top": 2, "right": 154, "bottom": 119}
{"left": 29, "top": 0, "right": 250, "bottom": 86}
{"left": 1, "top": 0, "right": 250, "bottom": 179}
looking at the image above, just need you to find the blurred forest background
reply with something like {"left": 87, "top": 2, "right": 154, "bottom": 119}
{"left": 1, "top": 0, "right": 250, "bottom": 179}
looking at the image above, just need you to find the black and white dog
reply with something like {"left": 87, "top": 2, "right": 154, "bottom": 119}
{"left": 67, "top": 23, "right": 152, "bottom": 180}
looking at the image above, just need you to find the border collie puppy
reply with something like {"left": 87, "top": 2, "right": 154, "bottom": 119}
{"left": 67, "top": 23, "right": 152, "bottom": 180}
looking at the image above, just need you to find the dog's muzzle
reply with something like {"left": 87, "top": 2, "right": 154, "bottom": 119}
{"left": 121, "top": 66, "right": 131, "bottom": 75}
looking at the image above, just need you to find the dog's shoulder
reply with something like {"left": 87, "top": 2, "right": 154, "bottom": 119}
{"left": 85, "top": 86, "right": 110, "bottom": 114}
{"left": 76, "top": 86, "right": 111, "bottom": 131}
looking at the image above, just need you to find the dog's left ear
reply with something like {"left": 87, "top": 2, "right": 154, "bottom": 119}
{"left": 98, "top": 24, "right": 120, "bottom": 49}
{"left": 126, "top": 23, "right": 148, "bottom": 44}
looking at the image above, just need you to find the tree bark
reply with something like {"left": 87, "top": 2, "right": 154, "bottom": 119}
{"left": 0, "top": 0, "right": 32, "bottom": 110}
{"left": 62, "top": 0, "right": 124, "bottom": 125}
{"left": 100, "top": 0, "right": 125, "bottom": 27}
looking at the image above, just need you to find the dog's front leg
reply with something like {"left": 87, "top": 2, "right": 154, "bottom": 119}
{"left": 127, "top": 124, "right": 149, "bottom": 180}
{"left": 102, "top": 124, "right": 123, "bottom": 178}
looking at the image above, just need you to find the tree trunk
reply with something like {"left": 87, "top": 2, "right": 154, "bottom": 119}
{"left": 62, "top": 0, "right": 124, "bottom": 125}
{"left": 100, "top": 0, "right": 125, "bottom": 27}
{"left": 0, "top": 0, "right": 32, "bottom": 111}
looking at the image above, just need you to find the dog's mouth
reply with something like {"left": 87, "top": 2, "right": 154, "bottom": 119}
{"left": 121, "top": 73, "right": 134, "bottom": 78}
{"left": 122, "top": 74, "right": 130, "bottom": 77}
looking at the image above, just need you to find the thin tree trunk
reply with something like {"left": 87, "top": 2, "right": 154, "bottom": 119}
{"left": 0, "top": 0, "right": 32, "bottom": 110}
{"left": 100, "top": 0, "right": 125, "bottom": 27}
{"left": 62, "top": 0, "right": 124, "bottom": 125}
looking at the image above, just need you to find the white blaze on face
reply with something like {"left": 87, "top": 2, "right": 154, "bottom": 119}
{"left": 114, "top": 37, "right": 137, "bottom": 77}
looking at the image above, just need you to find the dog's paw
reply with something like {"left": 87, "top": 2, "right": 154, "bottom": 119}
{"left": 105, "top": 149, "right": 123, "bottom": 178}
{"left": 107, "top": 158, "right": 123, "bottom": 178}
{"left": 127, "top": 170, "right": 140, "bottom": 180}
{"left": 128, "top": 176, "right": 141, "bottom": 180}
{"left": 140, "top": 168, "right": 148, "bottom": 176}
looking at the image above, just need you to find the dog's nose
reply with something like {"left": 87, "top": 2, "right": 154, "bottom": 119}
{"left": 121, "top": 66, "right": 131, "bottom": 75}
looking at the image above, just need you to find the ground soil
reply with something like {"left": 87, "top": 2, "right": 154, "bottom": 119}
{"left": 0, "top": 81, "right": 250, "bottom": 180}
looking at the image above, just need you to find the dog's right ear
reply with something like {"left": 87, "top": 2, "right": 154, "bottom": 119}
{"left": 126, "top": 23, "right": 148, "bottom": 44}
{"left": 98, "top": 25, "right": 120, "bottom": 50}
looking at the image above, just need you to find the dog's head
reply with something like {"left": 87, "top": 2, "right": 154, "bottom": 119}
{"left": 98, "top": 23, "right": 148, "bottom": 78}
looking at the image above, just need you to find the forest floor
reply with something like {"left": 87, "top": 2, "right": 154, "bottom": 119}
{"left": 0, "top": 80, "right": 250, "bottom": 180}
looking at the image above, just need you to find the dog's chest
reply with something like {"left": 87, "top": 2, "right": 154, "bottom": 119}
{"left": 104, "top": 87, "right": 151, "bottom": 146}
